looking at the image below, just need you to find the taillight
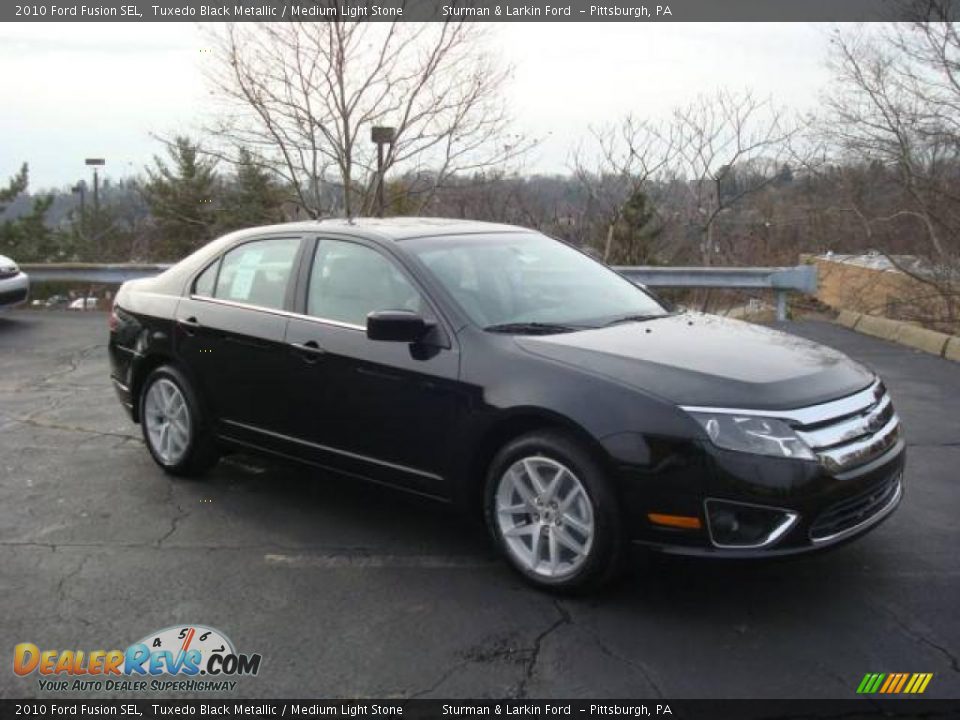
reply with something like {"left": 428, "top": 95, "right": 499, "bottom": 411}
{"left": 109, "top": 304, "right": 120, "bottom": 332}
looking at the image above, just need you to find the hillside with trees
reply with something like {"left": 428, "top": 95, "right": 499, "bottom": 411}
{"left": 1, "top": 11, "right": 958, "bottom": 330}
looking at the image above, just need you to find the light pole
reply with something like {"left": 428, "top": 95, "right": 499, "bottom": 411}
{"left": 71, "top": 182, "right": 86, "bottom": 232}
{"left": 85, "top": 157, "right": 105, "bottom": 219}
{"left": 84, "top": 158, "right": 105, "bottom": 253}
{"left": 370, "top": 126, "right": 395, "bottom": 217}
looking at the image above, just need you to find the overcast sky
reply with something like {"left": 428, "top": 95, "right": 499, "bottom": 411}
{"left": 0, "top": 22, "right": 836, "bottom": 191}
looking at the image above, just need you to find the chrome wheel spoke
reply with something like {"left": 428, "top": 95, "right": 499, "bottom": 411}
{"left": 498, "top": 502, "right": 529, "bottom": 515}
{"left": 554, "top": 526, "right": 586, "bottom": 555}
{"left": 522, "top": 458, "right": 546, "bottom": 495}
{"left": 547, "top": 530, "right": 560, "bottom": 574}
{"left": 511, "top": 468, "right": 538, "bottom": 506}
{"left": 159, "top": 424, "right": 171, "bottom": 461}
{"left": 543, "top": 468, "right": 563, "bottom": 502}
{"left": 562, "top": 512, "right": 591, "bottom": 536}
{"left": 504, "top": 523, "right": 537, "bottom": 539}
{"left": 557, "top": 484, "right": 582, "bottom": 514}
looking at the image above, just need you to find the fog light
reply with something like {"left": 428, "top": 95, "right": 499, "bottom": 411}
{"left": 704, "top": 499, "right": 798, "bottom": 549}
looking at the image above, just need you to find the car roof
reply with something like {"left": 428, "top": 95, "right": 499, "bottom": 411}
{"left": 225, "top": 217, "right": 530, "bottom": 243}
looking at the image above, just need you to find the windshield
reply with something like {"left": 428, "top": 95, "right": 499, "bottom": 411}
{"left": 406, "top": 233, "right": 667, "bottom": 330}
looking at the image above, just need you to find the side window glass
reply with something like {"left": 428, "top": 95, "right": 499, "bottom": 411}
{"left": 307, "top": 240, "right": 424, "bottom": 326}
{"left": 214, "top": 238, "right": 299, "bottom": 310}
{"left": 193, "top": 260, "right": 219, "bottom": 297}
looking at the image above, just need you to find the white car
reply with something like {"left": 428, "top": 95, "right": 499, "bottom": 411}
{"left": 0, "top": 254, "right": 29, "bottom": 309}
{"left": 68, "top": 297, "right": 98, "bottom": 311}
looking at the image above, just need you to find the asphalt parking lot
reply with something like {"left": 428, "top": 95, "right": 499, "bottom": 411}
{"left": 1, "top": 309, "right": 958, "bottom": 700}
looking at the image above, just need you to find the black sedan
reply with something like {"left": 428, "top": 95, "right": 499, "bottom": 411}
{"left": 109, "top": 218, "right": 904, "bottom": 591}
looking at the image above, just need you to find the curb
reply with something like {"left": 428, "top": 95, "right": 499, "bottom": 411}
{"left": 831, "top": 312, "right": 957, "bottom": 361}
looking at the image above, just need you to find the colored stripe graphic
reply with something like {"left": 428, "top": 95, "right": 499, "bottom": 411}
{"left": 904, "top": 674, "right": 919, "bottom": 693}
{"left": 858, "top": 672, "right": 933, "bottom": 694}
{"left": 893, "top": 673, "right": 909, "bottom": 693}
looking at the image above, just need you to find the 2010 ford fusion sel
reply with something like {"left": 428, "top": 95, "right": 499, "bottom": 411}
{"left": 108, "top": 218, "right": 904, "bottom": 591}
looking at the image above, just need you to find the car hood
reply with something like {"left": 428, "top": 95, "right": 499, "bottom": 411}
{"left": 514, "top": 313, "right": 874, "bottom": 410}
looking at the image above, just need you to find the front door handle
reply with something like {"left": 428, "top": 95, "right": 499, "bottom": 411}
{"left": 290, "top": 340, "right": 326, "bottom": 363}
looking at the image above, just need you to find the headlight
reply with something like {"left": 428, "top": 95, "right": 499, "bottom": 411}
{"left": 689, "top": 412, "right": 816, "bottom": 460}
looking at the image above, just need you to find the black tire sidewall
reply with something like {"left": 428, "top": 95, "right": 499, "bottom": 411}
{"left": 139, "top": 365, "right": 209, "bottom": 476}
{"left": 483, "top": 430, "right": 622, "bottom": 592}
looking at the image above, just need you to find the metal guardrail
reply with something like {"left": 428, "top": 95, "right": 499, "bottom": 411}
{"left": 22, "top": 262, "right": 817, "bottom": 322}
{"left": 614, "top": 265, "right": 818, "bottom": 321}
{"left": 22, "top": 263, "right": 171, "bottom": 284}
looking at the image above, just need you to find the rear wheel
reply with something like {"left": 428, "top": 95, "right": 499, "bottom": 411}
{"left": 484, "top": 430, "right": 623, "bottom": 592}
{"left": 140, "top": 365, "right": 218, "bottom": 477}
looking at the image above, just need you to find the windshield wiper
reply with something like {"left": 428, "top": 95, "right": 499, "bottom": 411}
{"left": 603, "top": 313, "right": 666, "bottom": 327}
{"left": 484, "top": 322, "right": 581, "bottom": 335}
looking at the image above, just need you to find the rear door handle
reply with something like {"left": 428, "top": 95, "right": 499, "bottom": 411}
{"left": 290, "top": 340, "right": 326, "bottom": 362}
{"left": 177, "top": 316, "right": 200, "bottom": 336}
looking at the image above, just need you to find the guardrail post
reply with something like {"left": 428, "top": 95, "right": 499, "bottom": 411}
{"left": 776, "top": 291, "right": 787, "bottom": 322}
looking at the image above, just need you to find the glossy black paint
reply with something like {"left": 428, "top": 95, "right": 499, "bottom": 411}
{"left": 108, "top": 218, "right": 904, "bottom": 556}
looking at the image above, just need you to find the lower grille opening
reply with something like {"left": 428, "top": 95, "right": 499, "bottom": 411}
{"left": 0, "top": 287, "right": 27, "bottom": 305}
{"left": 809, "top": 475, "right": 901, "bottom": 542}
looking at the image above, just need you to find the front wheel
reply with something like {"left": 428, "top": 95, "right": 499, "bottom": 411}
{"left": 140, "top": 365, "right": 218, "bottom": 477}
{"left": 484, "top": 430, "right": 624, "bottom": 592}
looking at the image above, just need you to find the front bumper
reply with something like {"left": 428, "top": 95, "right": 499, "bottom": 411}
{"left": 0, "top": 271, "right": 29, "bottom": 308}
{"left": 621, "top": 378, "right": 907, "bottom": 558}
{"left": 622, "top": 435, "right": 906, "bottom": 559}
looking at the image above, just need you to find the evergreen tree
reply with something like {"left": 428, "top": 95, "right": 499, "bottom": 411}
{"left": 57, "top": 202, "right": 136, "bottom": 262}
{"left": 605, "top": 189, "right": 663, "bottom": 265}
{"left": 0, "top": 163, "right": 61, "bottom": 262}
{"left": 0, "top": 163, "right": 28, "bottom": 209}
{"left": 0, "top": 195, "right": 61, "bottom": 262}
{"left": 216, "top": 148, "right": 286, "bottom": 232}
{"left": 141, "top": 137, "right": 218, "bottom": 260}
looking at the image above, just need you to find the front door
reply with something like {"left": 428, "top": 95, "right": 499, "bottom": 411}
{"left": 283, "top": 237, "right": 463, "bottom": 497}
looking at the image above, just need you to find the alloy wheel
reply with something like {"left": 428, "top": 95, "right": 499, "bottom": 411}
{"left": 495, "top": 455, "right": 595, "bottom": 579}
{"left": 144, "top": 378, "right": 192, "bottom": 466}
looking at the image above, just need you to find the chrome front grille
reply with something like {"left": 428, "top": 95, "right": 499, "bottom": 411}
{"left": 790, "top": 380, "right": 900, "bottom": 473}
{"left": 809, "top": 473, "right": 901, "bottom": 542}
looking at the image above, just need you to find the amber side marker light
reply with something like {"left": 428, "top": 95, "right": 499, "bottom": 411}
{"left": 648, "top": 513, "right": 702, "bottom": 529}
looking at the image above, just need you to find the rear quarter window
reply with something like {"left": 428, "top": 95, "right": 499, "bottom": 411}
{"left": 213, "top": 238, "right": 300, "bottom": 310}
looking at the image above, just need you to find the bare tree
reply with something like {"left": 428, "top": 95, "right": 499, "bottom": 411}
{"left": 203, "top": 21, "right": 532, "bottom": 218}
{"left": 824, "top": 11, "right": 960, "bottom": 325}
{"left": 575, "top": 92, "right": 806, "bottom": 271}
{"left": 571, "top": 115, "right": 677, "bottom": 261}
{"left": 669, "top": 90, "right": 807, "bottom": 265}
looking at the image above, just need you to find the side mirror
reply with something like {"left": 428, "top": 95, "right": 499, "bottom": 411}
{"left": 366, "top": 310, "right": 431, "bottom": 343}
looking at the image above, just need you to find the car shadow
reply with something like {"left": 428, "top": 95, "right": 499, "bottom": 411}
{"left": 193, "top": 449, "right": 884, "bottom": 622}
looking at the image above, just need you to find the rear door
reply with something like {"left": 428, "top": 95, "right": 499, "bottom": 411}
{"left": 282, "top": 237, "right": 463, "bottom": 497}
{"left": 176, "top": 235, "right": 304, "bottom": 449}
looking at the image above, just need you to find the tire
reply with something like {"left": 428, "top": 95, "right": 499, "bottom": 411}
{"left": 139, "top": 364, "right": 219, "bottom": 478}
{"left": 483, "top": 430, "right": 624, "bottom": 592}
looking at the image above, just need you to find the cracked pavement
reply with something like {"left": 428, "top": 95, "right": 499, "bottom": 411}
{"left": 0, "top": 310, "right": 958, "bottom": 699}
